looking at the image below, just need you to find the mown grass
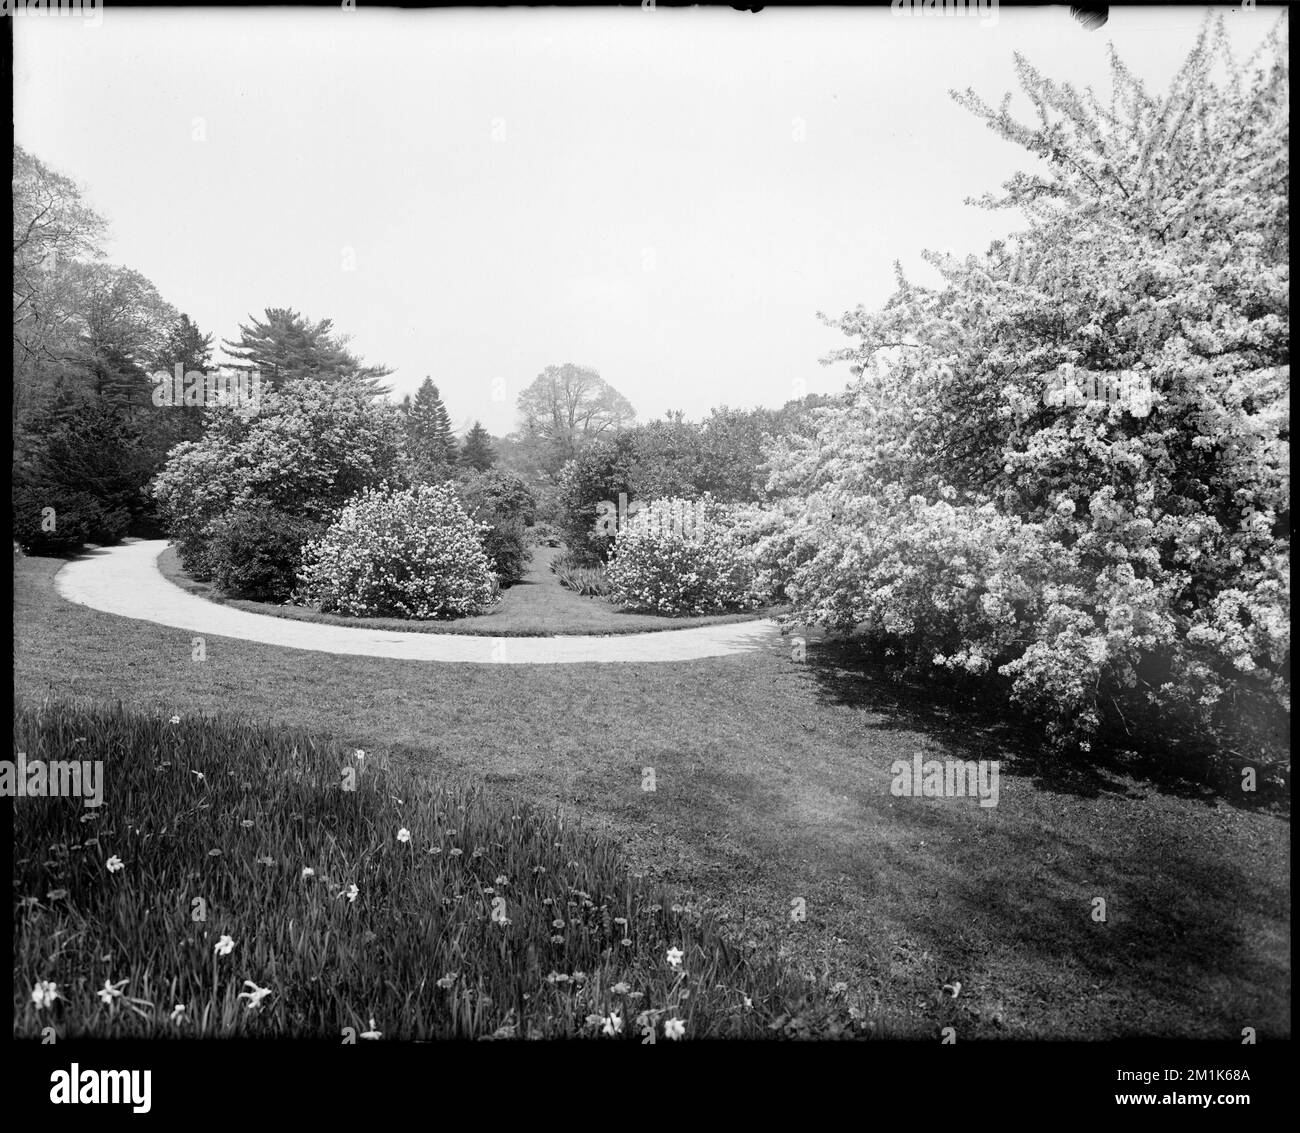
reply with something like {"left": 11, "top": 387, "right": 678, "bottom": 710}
{"left": 157, "top": 543, "right": 774, "bottom": 637}
{"left": 15, "top": 552, "right": 1291, "bottom": 1039}
{"left": 14, "top": 700, "right": 861, "bottom": 1040}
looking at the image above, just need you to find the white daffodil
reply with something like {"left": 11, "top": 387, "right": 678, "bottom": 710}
{"left": 237, "top": 981, "right": 273, "bottom": 1011}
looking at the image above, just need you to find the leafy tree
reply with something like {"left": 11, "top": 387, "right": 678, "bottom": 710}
{"left": 515, "top": 363, "right": 635, "bottom": 479}
{"left": 12, "top": 145, "right": 107, "bottom": 439}
{"left": 758, "top": 15, "right": 1289, "bottom": 766}
{"left": 58, "top": 262, "right": 178, "bottom": 416}
{"left": 459, "top": 421, "right": 497, "bottom": 471}
{"left": 554, "top": 434, "right": 639, "bottom": 564}
{"left": 222, "top": 307, "right": 391, "bottom": 395}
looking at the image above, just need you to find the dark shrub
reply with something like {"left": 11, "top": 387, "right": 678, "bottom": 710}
{"left": 12, "top": 480, "right": 131, "bottom": 554}
{"left": 455, "top": 469, "right": 537, "bottom": 586}
{"left": 206, "top": 501, "right": 326, "bottom": 602}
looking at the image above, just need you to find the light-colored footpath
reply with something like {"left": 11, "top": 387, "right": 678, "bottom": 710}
{"left": 54, "top": 540, "right": 783, "bottom": 664}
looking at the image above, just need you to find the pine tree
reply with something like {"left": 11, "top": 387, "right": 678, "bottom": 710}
{"left": 406, "top": 377, "right": 458, "bottom": 474}
{"left": 459, "top": 421, "right": 497, "bottom": 471}
{"left": 221, "top": 307, "right": 391, "bottom": 395}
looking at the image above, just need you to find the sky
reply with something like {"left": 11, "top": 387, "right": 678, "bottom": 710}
{"left": 13, "top": 4, "right": 1278, "bottom": 436}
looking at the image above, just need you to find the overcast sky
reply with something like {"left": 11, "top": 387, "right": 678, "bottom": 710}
{"left": 13, "top": 5, "right": 1276, "bottom": 435}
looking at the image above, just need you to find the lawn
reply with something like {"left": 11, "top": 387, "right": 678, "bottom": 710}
{"left": 157, "top": 543, "right": 777, "bottom": 637}
{"left": 14, "top": 551, "right": 1291, "bottom": 1038}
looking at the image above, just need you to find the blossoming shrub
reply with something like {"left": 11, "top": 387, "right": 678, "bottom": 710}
{"left": 150, "top": 376, "right": 405, "bottom": 592}
{"left": 757, "top": 19, "right": 1290, "bottom": 766}
{"left": 605, "top": 496, "right": 760, "bottom": 615}
{"left": 295, "top": 483, "right": 496, "bottom": 619}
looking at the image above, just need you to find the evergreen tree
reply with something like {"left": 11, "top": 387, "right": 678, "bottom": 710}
{"left": 406, "top": 377, "right": 458, "bottom": 472}
{"left": 221, "top": 307, "right": 391, "bottom": 395}
{"left": 153, "top": 313, "right": 213, "bottom": 374}
{"left": 459, "top": 421, "right": 497, "bottom": 471}
{"left": 150, "top": 313, "right": 215, "bottom": 442}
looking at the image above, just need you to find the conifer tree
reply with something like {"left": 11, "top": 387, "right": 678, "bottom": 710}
{"left": 406, "top": 377, "right": 458, "bottom": 473}
{"left": 459, "top": 421, "right": 497, "bottom": 471}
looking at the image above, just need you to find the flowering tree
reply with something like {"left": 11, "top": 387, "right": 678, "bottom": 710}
{"left": 758, "top": 16, "right": 1289, "bottom": 761}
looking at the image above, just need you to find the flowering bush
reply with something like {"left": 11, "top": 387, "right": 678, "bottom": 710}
{"left": 757, "top": 18, "right": 1290, "bottom": 764}
{"left": 151, "top": 376, "right": 405, "bottom": 590}
{"left": 605, "top": 496, "right": 761, "bottom": 615}
{"left": 295, "top": 483, "right": 497, "bottom": 619}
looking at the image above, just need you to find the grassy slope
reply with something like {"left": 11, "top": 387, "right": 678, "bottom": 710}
{"left": 15, "top": 702, "right": 845, "bottom": 1039}
{"left": 157, "top": 543, "right": 775, "bottom": 637}
{"left": 16, "top": 553, "right": 1291, "bottom": 1038}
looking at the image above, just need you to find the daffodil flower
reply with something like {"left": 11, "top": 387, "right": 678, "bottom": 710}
{"left": 237, "top": 981, "right": 273, "bottom": 1011}
{"left": 31, "top": 980, "right": 59, "bottom": 1010}
{"left": 97, "top": 978, "right": 129, "bottom": 1005}
{"left": 106, "top": 855, "right": 124, "bottom": 873}
{"left": 663, "top": 1017, "right": 686, "bottom": 1040}
{"left": 665, "top": 947, "right": 684, "bottom": 969}
{"left": 397, "top": 828, "right": 411, "bottom": 843}
{"left": 602, "top": 1012, "right": 624, "bottom": 1037}
{"left": 214, "top": 934, "right": 235, "bottom": 956}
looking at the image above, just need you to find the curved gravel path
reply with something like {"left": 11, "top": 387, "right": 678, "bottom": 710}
{"left": 54, "top": 540, "right": 782, "bottom": 664}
